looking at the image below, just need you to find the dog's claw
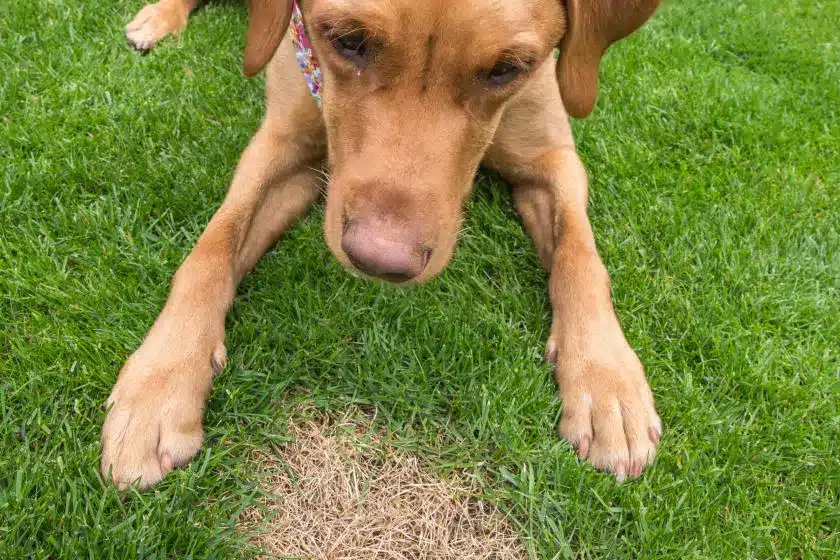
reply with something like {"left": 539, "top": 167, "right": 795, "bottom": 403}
{"left": 648, "top": 424, "right": 662, "bottom": 445}
{"left": 575, "top": 435, "right": 591, "bottom": 460}
{"left": 614, "top": 462, "right": 628, "bottom": 483}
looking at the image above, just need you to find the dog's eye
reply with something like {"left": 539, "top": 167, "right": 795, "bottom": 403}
{"left": 331, "top": 31, "right": 369, "bottom": 66}
{"left": 486, "top": 60, "right": 523, "bottom": 87}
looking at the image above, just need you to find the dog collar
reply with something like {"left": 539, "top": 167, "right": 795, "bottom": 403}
{"left": 290, "top": 0, "right": 323, "bottom": 105}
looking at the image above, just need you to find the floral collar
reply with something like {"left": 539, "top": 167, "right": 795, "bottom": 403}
{"left": 290, "top": 0, "right": 323, "bottom": 105}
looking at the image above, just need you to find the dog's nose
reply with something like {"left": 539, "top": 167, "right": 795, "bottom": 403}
{"left": 341, "top": 219, "right": 430, "bottom": 283}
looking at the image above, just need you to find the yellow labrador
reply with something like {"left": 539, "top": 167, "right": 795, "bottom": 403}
{"left": 104, "top": 0, "right": 662, "bottom": 489}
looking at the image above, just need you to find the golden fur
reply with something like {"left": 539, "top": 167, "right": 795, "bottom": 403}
{"left": 103, "top": 0, "right": 662, "bottom": 489}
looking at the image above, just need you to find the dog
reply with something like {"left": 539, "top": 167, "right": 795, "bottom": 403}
{"left": 103, "top": 0, "right": 663, "bottom": 490}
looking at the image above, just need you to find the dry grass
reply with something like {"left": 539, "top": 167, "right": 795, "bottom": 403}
{"left": 241, "top": 413, "right": 527, "bottom": 560}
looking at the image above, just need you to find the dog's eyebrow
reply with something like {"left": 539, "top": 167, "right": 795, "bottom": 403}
{"left": 495, "top": 32, "right": 542, "bottom": 65}
{"left": 498, "top": 45, "right": 539, "bottom": 68}
{"left": 311, "top": 3, "right": 392, "bottom": 39}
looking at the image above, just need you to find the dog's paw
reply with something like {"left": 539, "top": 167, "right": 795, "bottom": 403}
{"left": 125, "top": 2, "right": 190, "bottom": 51}
{"left": 100, "top": 339, "right": 223, "bottom": 490}
{"left": 547, "top": 334, "right": 661, "bottom": 481}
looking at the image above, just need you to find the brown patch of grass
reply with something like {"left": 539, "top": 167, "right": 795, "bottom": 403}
{"left": 241, "top": 412, "right": 527, "bottom": 560}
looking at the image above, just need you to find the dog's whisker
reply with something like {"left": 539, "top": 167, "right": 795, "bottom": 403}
{"left": 306, "top": 165, "right": 332, "bottom": 195}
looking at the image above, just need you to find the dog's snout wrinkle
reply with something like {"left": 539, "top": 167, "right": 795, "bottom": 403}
{"left": 341, "top": 219, "right": 429, "bottom": 283}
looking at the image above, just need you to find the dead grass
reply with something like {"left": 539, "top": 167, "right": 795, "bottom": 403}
{"left": 241, "top": 412, "right": 527, "bottom": 560}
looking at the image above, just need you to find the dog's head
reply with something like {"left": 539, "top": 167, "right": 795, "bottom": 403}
{"left": 245, "top": 0, "right": 659, "bottom": 284}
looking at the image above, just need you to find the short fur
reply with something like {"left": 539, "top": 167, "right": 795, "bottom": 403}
{"left": 104, "top": 0, "right": 662, "bottom": 489}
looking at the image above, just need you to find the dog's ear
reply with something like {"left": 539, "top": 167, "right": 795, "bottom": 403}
{"left": 244, "top": 0, "right": 294, "bottom": 76}
{"left": 557, "top": 0, "right": 660, "bottom": 118}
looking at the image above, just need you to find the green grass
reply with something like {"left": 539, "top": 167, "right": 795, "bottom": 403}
{"left": 1, "top": 0, "right": 838, "bottom": 557}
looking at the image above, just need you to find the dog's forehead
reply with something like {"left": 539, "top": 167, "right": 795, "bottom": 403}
{"left": 314, "top": 0, "right": 547, "bottom": 37}
{"left": 412, "top": 0, "right": 540, "bottom": 27}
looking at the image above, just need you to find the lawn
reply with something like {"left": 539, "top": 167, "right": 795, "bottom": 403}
{"left": 1, "top": 0, "right": 838, "bottom": 558}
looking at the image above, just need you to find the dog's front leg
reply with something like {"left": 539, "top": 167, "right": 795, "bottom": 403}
{"left": 512, "top": 151, "right": 661, "bottom": 481}
{"left": 485, "top": 66, "right": 661, "bottom": 481}
{"left": 101, "top": 121, "right": 323, "bottom": 489}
